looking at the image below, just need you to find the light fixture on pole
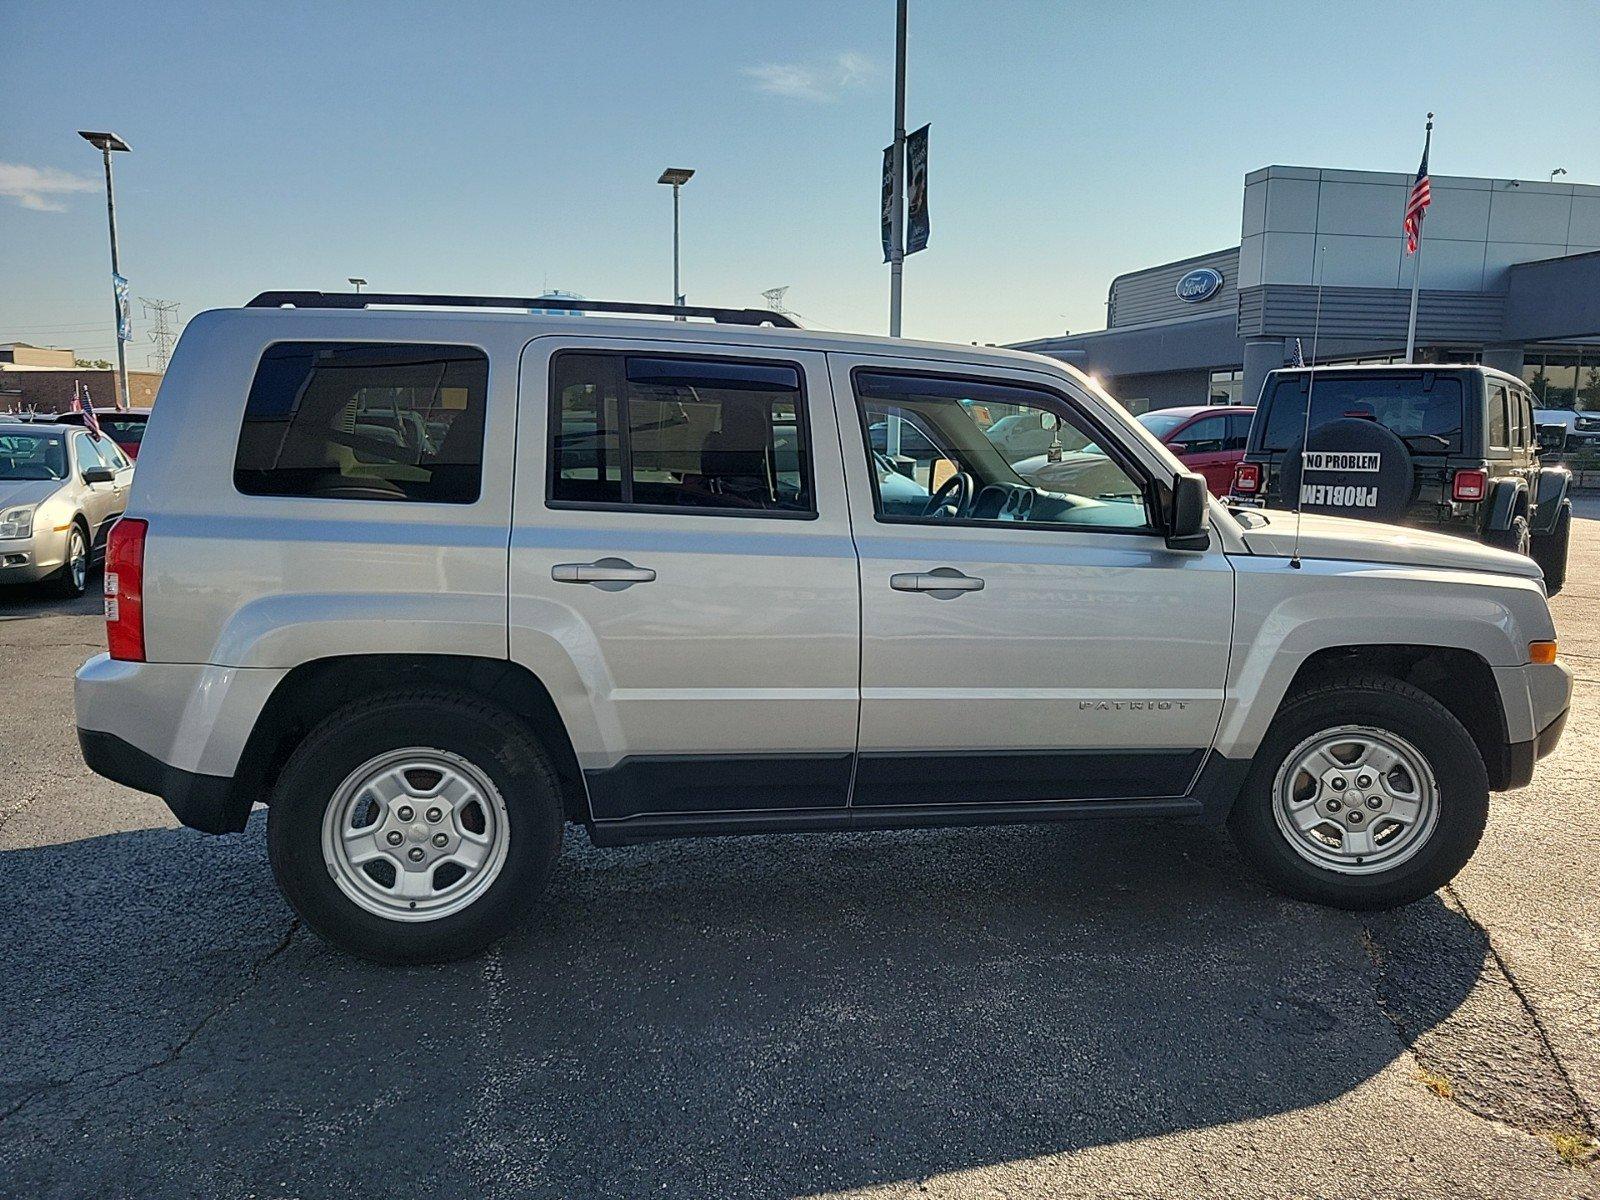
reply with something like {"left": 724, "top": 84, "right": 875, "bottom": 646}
{"left": 78, "top": 130, "right": 133, "bottom": 411}
{"left": 1550, "top": 168, "right": 1568, "bottom": 182}
{"left": 657, "top": 168, "right": 694, "bottom": 317}
{"left": 348, "top": 277, "right": 367, "bottom": 293}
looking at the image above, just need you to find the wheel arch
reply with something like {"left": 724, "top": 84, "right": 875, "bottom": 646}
{"left": 233, "top": 654, "right": 590, "bottom": 823}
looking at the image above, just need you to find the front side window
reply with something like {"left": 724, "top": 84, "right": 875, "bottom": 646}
{"left": 235, "top": 342, "right": 488, "bottom": 503}
{"left": 855, "top": 371, "right": 1152, "bottom": 531}
{"left": 1173, "top": 415, "right": 1226, "bottom": 453}
{"left": 549, "top": 352, "right": 813, "bottom": 515}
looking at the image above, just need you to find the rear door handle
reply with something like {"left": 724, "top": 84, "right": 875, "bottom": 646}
{"left": 890, "top": 567, "right": 985, "bottom": 597}
{"left": 552, "top": 557, "right": 657, "bottom": 589}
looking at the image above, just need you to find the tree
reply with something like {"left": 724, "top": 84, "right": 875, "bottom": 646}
{"left": 74, "top": 358, "right": 113, "bottom": 369}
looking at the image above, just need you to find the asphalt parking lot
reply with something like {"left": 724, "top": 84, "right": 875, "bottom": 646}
{"left": 2, "top": 516, "right": 1598, "bottom": 1200}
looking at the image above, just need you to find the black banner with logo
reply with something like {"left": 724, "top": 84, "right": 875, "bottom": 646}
{"left": 906, "top": 124, "right": 930, "bottom": 255}
{"left": 881, "top": 144, "right": 895, "bottom": 263}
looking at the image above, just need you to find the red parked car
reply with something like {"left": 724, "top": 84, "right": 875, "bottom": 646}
{"left": 52, "top": 407, "right": 151, "bottom": 460}
{"left": 1135, "top": 405, "right": 1254, "bottom": 496}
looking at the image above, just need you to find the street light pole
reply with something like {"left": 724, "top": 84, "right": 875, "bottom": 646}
{"left": 348, "top": 277, "right": 367, "bottom": 293}
{"left": 78, "top": 130, "right": 132, "bottom": 410}
{"left": 887, "top": 0, "right": 908, "bottom": 337}
{"left": 658, "top": 168, "right": 695, "bottom": 319}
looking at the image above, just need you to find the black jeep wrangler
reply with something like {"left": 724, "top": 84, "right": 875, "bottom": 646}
{"left": 1231, "top": 364, "right": 1572, "bottom": 594}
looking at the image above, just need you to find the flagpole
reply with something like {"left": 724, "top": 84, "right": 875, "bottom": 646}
{"left": 1404, "top": 113, "right": 1434, "bottom": 364}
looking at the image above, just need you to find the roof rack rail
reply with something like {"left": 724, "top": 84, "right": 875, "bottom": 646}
{"left": 245, "top": 291, "right": 801, "bottom": 328}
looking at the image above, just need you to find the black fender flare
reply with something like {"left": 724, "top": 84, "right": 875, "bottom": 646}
{"left": 1482, "top": 478, "right": 1526, "bottom": 532}
{"left": 1530, "top": 467, "right": 1571, "bottom": 536}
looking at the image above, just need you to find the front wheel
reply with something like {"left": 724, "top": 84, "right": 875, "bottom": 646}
{"left": 47, "top": 523, "right": 89, "bottom": 598}
{"left": 267, "top": 691, "right": 564, "bottom": 963}
{"left": 1228, "top": 675, "right": 1489, "bottom": 910}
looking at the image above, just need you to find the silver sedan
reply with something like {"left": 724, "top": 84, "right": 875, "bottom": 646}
{"left": 0, "top": 422, "right": 134, "bottom": 597}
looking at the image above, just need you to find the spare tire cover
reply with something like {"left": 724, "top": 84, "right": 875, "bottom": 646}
{"left": 1278, "top": 418, "right": 1414, "bottom": 523}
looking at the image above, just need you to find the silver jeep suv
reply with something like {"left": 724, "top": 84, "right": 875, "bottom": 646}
{"left": 74, "top": 293, "right": 1571, "bottom": 962}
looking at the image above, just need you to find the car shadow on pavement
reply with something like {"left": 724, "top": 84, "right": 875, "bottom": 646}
{"left": 0, "top": 813, "right": 1487, "bottom": 1198}
{"left": 0, "top": 566, "right": 103, "bottom": 620}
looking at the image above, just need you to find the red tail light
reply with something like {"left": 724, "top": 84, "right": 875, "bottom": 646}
{"left": 105, "top": 518, "right": 147, "bottom": 662}
{"left": 1233, "top": 462, "right": 1262, "bottom": 494}
{"left": 1452, "top": 469, "right": 1488, "bottom": 502}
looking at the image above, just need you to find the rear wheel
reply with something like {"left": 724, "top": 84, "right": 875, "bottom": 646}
{"left": 1531, "top": 504, "right": 1570, "bottom": 596}
{"left": 267, "top": 691, "right": 564, "bottom": 963}
{"left": 1228, "top": 675, "right": 1489, "bottom": 910}
{"left": 1484, "top": 513, "right": 1531, "bottom": 558}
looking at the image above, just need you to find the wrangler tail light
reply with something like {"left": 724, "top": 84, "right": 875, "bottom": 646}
{"left": 1233, "top": 462, "right": 1262, "bottom": 495}
{"left": 1452, "top": 469, "right": 1488, "bottom": 502}
{"left": 104, "top": 518, "right": 147, "bottom": 662}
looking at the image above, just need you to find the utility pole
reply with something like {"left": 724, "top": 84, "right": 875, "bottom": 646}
{"left": 140, "top": 297, "right": 180, "bottom": 373}
{"left": 78, "top": 131, "right": 133, "bottom": 411}
{"left": 887, "top": 0, "right": 908, "bottom": 337}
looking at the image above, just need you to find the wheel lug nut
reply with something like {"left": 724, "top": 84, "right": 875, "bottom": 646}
{"left": 1348, "top": 811, "right": 1363, "bottom": 824}
{"left": 1327, "top": 798, "right": 1343, "bottom": 812}
{"left": 426, "top": 807, "right": 443, "bottom": 823}
{"left": 397, "top": 805, "right": 414, "bottom": 822}
{"left": 408, "top": 847, "right": 425, "bottom": 862}
{"left": 432, "top": 833, "right": 448, "bottom": 848}
{"left": 385, "top": 830, "right": 403, "bottom": 846}
{"left": 1356, "top": 774, "right": 1372, "bottom": 788}
{"left": 1366, "top": 796, "right": 1382, "bottom": 810}
{"left": 1330, "top": 777, "right": 1346, "bottom": 791}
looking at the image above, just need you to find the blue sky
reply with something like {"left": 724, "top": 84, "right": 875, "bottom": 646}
{"left": 3, "top": 0, "right": 1596, "bottom": 362}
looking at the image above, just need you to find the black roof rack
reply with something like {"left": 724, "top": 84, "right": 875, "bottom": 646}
{"left": 245, "top": 291, "right": 801, "bottom": 328}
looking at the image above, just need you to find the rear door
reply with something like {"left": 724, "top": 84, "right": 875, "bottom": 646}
{"left": 509, "top": 337, "right": 860, "bottom": 829}
{"left": 1168, "top": 412, "right": 1234, "bottom": 495}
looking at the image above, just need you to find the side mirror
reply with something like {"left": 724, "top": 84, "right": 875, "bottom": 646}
{"left": 83, "top": 466, "right": 116, "bottom": 484}
{"left": 1167, "top": 442, "right": 1189, "bottom": 456}
{"left": 1166, "top": 471, "right": 1210, "bottom": 551}
{"left": 1537, "top": 423, "right": 1568, "bottom": 453}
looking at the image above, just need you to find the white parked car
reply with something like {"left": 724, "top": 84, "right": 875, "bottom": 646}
{"left": 0, "top": 422, "right": 134, "bottom": 596}
{"left": 74, "top": 292, "right": 1571, "bottom": 962}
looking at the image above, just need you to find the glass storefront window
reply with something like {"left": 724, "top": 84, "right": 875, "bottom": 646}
{"left": 1208, "top": 369, "right": 1242, "bottom": 405}
{"left": 1526, "top": 354, "right": 1584, "bottom": 411}
{"left": 1580, "top": 362, "right": 1600, "bottom": 413}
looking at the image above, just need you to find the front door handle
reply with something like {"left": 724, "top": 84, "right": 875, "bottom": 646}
{"left": 890, "top": 567, "right": 985, "bottom": 598}
{"left": 552, "top": 557, "right": 657, "bottom": 590}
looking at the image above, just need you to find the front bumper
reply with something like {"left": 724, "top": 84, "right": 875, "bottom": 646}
{"left": 1496, "top": 704, "right": 1569, "bottom": 791}
{"left": 0, "top": 528, "right": 68, "bottom": 585}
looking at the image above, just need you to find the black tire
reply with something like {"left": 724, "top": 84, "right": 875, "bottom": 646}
{"left": 47, "top": 522, "right": 90, "bottom": 598}
{"left": 1531, "top": 504, "right": 1570, "bottom": 596}
{"left": 267, "top": 690, "right": 564, "bottom": 964}
{"left": 1227, "top": 674, "right": 1489, "bottom": 911}
{"left": 1484, "top": 513, "right": 1531, "bottom": 558}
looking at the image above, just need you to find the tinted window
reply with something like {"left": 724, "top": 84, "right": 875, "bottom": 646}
{"left": 1225, "top": 413, "right": 1252, "bottom": 450}
{"left": 549, "top": 352, "right": 813, "bottom": 514}
{"left": 855, "top": 371, "right": 1152, "bottom": 531}
{"left": 1260, "top": 375, "right": 1463, "bottom": 454}
{"left": 1488, "top": 386, "right": 1510, "bottom": 449}
{"left": 235, "top": 343, "right": 487, "bottom": 503}
{"left": 100, "top": 416, "right": 146, "bottom": 445}
{"left": 1174, "top": 415, "right": 1226, "bottom": 452}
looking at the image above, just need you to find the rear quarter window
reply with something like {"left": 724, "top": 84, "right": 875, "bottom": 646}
{"left": 234, "top": 342, "right": 488, "bottom": 503}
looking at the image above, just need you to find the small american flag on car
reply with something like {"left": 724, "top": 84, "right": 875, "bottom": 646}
{"left": 1403, "top": 131, "right": 1432, "bottom": 255}
{"left": 73, "top": 381, "right": 104, "bottom": 439}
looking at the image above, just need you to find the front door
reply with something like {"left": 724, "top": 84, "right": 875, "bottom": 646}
{"left": 1169, "top": 412, "right": 1236, "bottom": 496}
{"left": 510, "top": 337, "right": 860, "bottom": 828}
{"left": 830, "top": 355, "right": 1234, "bottom": 811}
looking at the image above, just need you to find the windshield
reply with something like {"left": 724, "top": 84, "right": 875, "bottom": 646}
{"left": 1135, "top": 411, "right": 1191, "bottom": 439}
{"left": 1259, "top": 374, "right": 1463, "bottom": 454}
{"left": 0, "top": 433, "right": 68, "bottom": 480}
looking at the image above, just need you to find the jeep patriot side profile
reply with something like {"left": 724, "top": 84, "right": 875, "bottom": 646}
{"left": 75, "top": 293, "right": 1571, "bottom": 963}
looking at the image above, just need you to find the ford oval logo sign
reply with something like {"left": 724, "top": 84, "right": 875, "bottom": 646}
{"left": 1175, "top": 267, "right": 1224, "bottom": 303}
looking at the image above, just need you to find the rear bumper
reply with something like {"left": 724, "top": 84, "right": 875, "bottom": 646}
{"left": 77, "top": 728, "right": 252, "bottom": 833}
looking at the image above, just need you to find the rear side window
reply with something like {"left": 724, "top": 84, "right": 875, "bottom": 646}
{"left": 549, "top": 352, "right": 813, "bottom": 515}
{"left": 1225, "top": 412, "right": 1252, "bottom": 450}
{"left": 1259, "top": 374, "right": 1463, "bottom": 454}
{"left": 1488, "top": 385, "right": 1510, "bottom": 449}
{"left": 234, "top": 342, "right": 488, "bottom": 503}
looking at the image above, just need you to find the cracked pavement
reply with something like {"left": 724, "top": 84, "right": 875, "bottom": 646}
{"left": 2, "top": 515, "right": 1599, "bottom": 1199}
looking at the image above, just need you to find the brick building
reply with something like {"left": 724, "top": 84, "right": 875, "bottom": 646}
{"left": 0, "top": 343, "right": 162, "bottom": 414}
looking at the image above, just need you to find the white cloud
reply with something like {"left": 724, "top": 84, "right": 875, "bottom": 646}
{"left": 742, "top": 52, "right": 877, "bottom": 102}
{"left": 0, "top": 161, "right": 100, "bottom": 212}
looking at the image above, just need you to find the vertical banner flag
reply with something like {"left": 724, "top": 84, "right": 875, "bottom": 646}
{"left": 880, "top": 144, "right": 896, "bottom": 263}
{"left": 905, "top": 124, "right": 930, "bottom": 255}
{"left": 113, "top": 273, "right": 132, "bottom": 342}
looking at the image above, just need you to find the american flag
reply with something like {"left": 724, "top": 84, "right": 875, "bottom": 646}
{"left": 73, "top": 382, "right": 104, "bottom": 439}
{"left": 1404, "top": 136, "right": 1432, "bottom": 255}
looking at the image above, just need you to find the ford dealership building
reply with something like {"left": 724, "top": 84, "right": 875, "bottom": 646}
{"left": 1012, "top": 165, "right": 1600, "bottom": 418}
